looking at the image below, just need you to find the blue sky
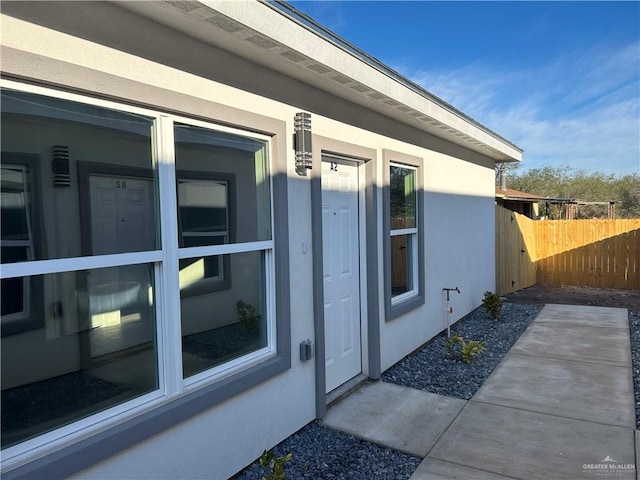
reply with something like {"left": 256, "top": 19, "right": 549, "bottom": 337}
{"left": 288, "top": 1, "right": 640, "bottom": 175}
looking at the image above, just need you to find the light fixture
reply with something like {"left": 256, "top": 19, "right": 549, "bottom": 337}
{"left": 294, "top": 112, "right": 312, "bottom": 176}
{"left": 52, "top": 145, "right": 70, "bottom": 187}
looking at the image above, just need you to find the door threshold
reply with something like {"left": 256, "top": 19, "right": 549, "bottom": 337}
{"left": 326, "top": 373, "right": 368, "bottom": 407}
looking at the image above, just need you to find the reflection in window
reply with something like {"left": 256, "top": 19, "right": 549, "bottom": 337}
{"left": 174, "top": 123, "right": 271, "bottom": 244}
{"left": 0, "top": 264, "right": 158, "bottom": 449}
{"left": 174, "top": 123, "right": 272, "bottom": 380}
{"left": 181, "top": 251, "right": 267, "bottom": 378}
{"left": 178, "top": 179, "right": 229, "bottom": 287}
{"left": 390, "top": 234, "right": 414, "bottom": 296}
{"left": 1, "top": 89, "right": 160, "bottom": 450}
{"left": 389, "top": 164, "right": 418, "bottom": 299}
{"left": 0, "top": 88, "right": 278, "bottom": 456}
{"left": 1, "top": 165, "right": 33, "bottom": 321}
{"left": 390, "top": 165, "right": 416, "bottom": 230}
{"left": 1, "top": 88, "right": 158, "bottom": 260}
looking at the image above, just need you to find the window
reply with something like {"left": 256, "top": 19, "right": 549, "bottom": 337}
{"left": 390, "top": 164, "right": 417, "bottom": 299}
{"left": 0, "top": 83, "right": 289, "bottom": 471}
{"left": 1, "top": 89, "right": 160, "bottom": 451}
{"left": 383, "top": 150, "right": 424, "bottom": 320}
{"left": 174, "top": 123, "right": 273, "bottom": 380}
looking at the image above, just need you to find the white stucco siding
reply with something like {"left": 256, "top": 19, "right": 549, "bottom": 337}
{"left": 2, "top": 7, "right": 502, "bottom": 480}
{"left": 380, "top": 152, "right": 496, "bottom": 372}
{"left": 69, "top": 366, "right": 317, "bottom": 480}
{"left": 1, "top": 16, "right": 318, "bottom": 480}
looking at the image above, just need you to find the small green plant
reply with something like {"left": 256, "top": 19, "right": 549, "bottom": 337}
{"left": 460, "top": 339, "right": 486, "bottom": 364}
{"left": 443, "top": 333, "right": 485, "bottom": 364}
{"left": 444, "top": 333, "right": 463, "bottom": 358}
{"left": 236, "top": 300, "right": 260, "bottom": 334}
{"left": 482, "top": 291, "right": 503, "bottom": 320}
{"left": 259, "top": 449, "right": 292, "bottom": 480}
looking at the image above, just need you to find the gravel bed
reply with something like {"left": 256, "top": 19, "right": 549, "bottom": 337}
{"left": 234, "top": 303, "right": 639, "bottom": 480}
{"left": 629, "top": 311, "right": 640, "bottom": 429}
{"left": 235, "top": 302, "right": 543, "bottom": 480}
{"left": 234, "top": 420, "right": 421, "bottom": 480}
{"left": 381, "top": 303, "right": 543, "bottom": 399}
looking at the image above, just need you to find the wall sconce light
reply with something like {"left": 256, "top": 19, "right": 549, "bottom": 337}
{"left": 294, "top": 112, "right": 312, "bottom": 176}
{"left": 52, "top": 145, "right": 70, "bottom": 187}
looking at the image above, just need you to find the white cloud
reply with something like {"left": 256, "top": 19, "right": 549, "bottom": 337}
{"left": 295, "top": 1, "right": 347, "bottom": 32}
{"left": 398, "top": 42, "right": 640, "bottom": 175}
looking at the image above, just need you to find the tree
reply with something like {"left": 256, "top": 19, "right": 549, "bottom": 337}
{"left": 502, "top": 165, "right": 640, "bottom": 219}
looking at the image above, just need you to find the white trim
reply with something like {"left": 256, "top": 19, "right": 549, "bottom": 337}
{"left": 265, "top": 249, "right": 277, "bottom": 352}
{"left": 357, "top": 160, "right": 369, "bottom": 377}
{"left": 183, "top": 346, "right": 276, "bottom": 392}
{"left": 390, "top": 228, "right": 417, "bottom": 237}
{"left": 390, "top": 231, "right": 419, "bottom": 303}
{"left": 391, "top": 288, "right": 418, "bottom": 305}
{"left": 177, "top": 240, "right": 274, "bottom": 259}
{"left": 389, "top": 161, "right": 418, "bottom": 171}
{"left": 389, "top": 162, "right": 419, "bottom": 302}
{"left": 171, "top": 111, "right": 272, "bottom": 144}
{"left": 156, "top": 114, "right": 183, "bottom": 398}
{"left": 1, "top": 79, "right": 161, "bottom": 120}
{"left": 0, "top": 251, "right": 163, "bottom": 279}
{"left": 2, "top": 388, "right": 167, "bottom": 470}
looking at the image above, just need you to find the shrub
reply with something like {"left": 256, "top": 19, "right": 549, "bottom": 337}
{"left": 259, "top": 449, "right": 292, "bottom": 480}
{"left": 443, "top": 333, "right": 463, "bottom": 359}
{"left": 443, "top": 333, "right": 485, "bottom": 364}
{"left": 460, "top": 339, "right": 486, "bottom": 364}
{"left": 236, "top": 300, "right": 259, "bottom": 333}
{"left": 482, "top": 291, "right": 503, "bottom": 320}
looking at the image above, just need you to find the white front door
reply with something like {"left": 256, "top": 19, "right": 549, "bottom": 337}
{"left": 321, "top": 157, "right": 362, "bottom": 393}
{"left": 88, "top": 174, "right": 155, "bottom": 357}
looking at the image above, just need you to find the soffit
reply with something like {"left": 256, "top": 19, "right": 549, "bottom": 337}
{"left": 115, "top": 0, "right": 522, "bottom": 162}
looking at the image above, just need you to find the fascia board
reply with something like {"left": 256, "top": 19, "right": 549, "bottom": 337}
{"left": 116, "top": 0, "right": 522, "bottom": 161}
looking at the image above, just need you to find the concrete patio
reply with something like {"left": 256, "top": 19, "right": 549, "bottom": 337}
{"left": 323, "top": 304, "right": 637, "bottom": 480}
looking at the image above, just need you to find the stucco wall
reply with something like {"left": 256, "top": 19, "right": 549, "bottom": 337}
{"left": 2, "top": 6, "right": 497, "bottom": 480}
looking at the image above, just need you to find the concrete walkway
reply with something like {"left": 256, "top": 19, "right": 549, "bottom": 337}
{"left": 323, "top": 304, "right": 637, "bottom": 480}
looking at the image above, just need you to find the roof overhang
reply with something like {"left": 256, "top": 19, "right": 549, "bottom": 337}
{"left": 115, "top": 0, "right": 522, "bottom": 162}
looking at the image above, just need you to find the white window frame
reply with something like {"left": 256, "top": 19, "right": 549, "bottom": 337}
{"left": 389, "top": 162, "right": 419, "bottom": 305}
{"left": 0, "top": 80, "right": 278, "bottom": 469}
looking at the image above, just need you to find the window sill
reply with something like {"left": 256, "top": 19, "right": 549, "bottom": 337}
{"left": 386, "top": 293, "right": 424, "bottom": 322}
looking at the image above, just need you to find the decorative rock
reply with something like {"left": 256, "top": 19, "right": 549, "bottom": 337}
{"left": 381, "top": 303, "right": 543, "bottom": 399}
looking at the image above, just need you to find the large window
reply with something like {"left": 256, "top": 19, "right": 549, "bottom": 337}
{"left": 1, "top": 89, "right": 160, "bottom": 450}
{"left": 0, "top": 84, "right": 285, "bottom": 467}
{"left": 383, "top": 151, "right": 424, "bottom": 320}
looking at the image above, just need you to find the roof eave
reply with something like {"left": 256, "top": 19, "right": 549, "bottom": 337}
{"left": 116, "top": 0, "right": 523, "bottom": 162}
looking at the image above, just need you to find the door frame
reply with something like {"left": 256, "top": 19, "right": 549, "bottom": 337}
{"left": 310, "top": 136, "right": 380, "bottom": 419}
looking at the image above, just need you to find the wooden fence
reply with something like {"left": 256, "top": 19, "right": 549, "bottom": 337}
{"left": 496, "top": 206, "right": 640, "bottom": 294}
{"left": 495, "top": 206, "right": 537, "bottom": 295}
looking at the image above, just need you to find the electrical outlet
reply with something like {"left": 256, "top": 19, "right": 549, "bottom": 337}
{"left": 299, "top": 339, "right": 313, "bottom": 362}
